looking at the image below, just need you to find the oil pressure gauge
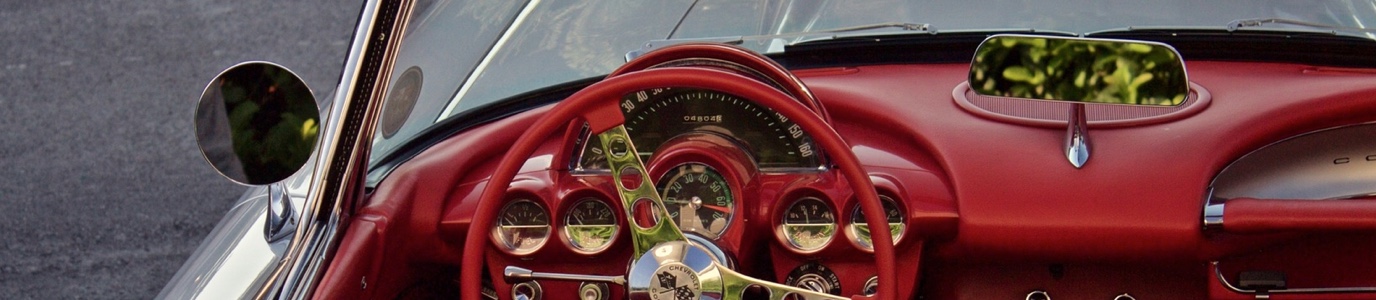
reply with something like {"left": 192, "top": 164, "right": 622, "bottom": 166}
{"left": 780, "top": 197, "right": 836, "bottom": 252}
{"left": 491, "top": 199, "right": 550, "bottom": 255}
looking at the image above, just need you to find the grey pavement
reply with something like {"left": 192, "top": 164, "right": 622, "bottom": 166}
{"left": 0, "top": 1, "right": 359, "bottom": 298}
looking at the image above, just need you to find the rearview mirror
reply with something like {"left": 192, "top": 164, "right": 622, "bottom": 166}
{"left": 969, "top": 34, "right": 1188, "bottom": 106}
{"left": 195, "top": 62, "right": 320, "bottom": 185}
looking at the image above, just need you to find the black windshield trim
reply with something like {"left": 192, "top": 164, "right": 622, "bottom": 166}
{"left": 365, "top": 76, "right": 603, "bottom": 187}
{"left": 1086, "top": 29, "right": 1376, "bottom": 68}
{"left": 776, "top": 29, "right": 1376, "bottom": 69}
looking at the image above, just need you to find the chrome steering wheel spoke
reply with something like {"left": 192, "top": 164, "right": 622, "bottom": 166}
{"left": 596, "top": 125, "right": 689, "bottom": 257}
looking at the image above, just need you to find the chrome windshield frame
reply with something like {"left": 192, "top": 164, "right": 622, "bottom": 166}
{"left": 257, "top": 0, "right": 416, "bottom": 299}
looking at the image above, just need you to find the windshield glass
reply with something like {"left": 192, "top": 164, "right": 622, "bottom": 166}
{"left": 369, "top": 0, "right": 1376, "bottom": 164}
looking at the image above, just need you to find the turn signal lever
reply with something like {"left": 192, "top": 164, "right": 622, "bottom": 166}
{"left": 503, "top": 266, "right": 627, "bottom": 286}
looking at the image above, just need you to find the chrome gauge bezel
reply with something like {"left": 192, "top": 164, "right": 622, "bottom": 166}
{"left": 847, "top": 195, "right": 906, "bottom": 252}
{"left": 562, "top": 197, "right": 620, "bottom": 254}
{"left": 778, "top": 196, "right": 837, "bottom": 253}
{"left": 490, "top": 198, "right": 551, "bottom": 255}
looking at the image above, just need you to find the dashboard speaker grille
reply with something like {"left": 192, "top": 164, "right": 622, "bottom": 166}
{"left": 954, "top": 82, "right": 1210, "bottom": 128}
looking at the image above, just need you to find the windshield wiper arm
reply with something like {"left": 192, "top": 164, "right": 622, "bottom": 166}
{"left": 1227, "top": 18, "right": 1376, "bottom": 33}
{"left": 735, "top": 22, "right": 934, "bottom": 41}
{"left": 814, "top": 22, "right": 932, "bottom": 34}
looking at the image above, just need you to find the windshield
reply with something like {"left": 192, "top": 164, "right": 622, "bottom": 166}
{"left": 368, "top": 0, "right": 1376, "bottom": 164}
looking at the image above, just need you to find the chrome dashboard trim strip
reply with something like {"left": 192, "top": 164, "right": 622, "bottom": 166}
{"left": 1202, "top": 122, "right": 1376, "bottom": 232}
{"left": 1212, "top": 261, "right": 1376, "bottom": 295}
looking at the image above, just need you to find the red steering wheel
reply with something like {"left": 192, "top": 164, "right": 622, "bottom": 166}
{"left": 460, "top": 67, "right": 896, "bottom": 300}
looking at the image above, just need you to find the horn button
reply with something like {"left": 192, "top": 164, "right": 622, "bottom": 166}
{"left": 629, "top": 235, "right": 733, "bottom": 300}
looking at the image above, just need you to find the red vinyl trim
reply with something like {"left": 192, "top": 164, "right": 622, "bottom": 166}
{"left": 1224, "top": 198, "right": 1376, "bottom": 233}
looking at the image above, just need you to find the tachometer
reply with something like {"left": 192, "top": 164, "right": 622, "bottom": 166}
{"left": 578, "top": 88, "right": 819, "bottom": 171}
{"left": 491, "top": 199, "right": 550, "bottom": 255}
{"left": 564, "top": 197, "right": 618, "bottom": 253}
{"left": 658, "top": 163, "right": 734, "bottom": 239}
{"left": 781, "top": 197, "right": 836, "bottom": 252}
{"left": 847, "top": 195, "right": 905, "bottom": 251}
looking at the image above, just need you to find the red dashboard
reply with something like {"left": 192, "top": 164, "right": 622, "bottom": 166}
{"left": 315, "top": 51, "right": 1376, "bottom": 300}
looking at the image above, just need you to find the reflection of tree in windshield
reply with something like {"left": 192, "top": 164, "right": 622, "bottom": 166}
{"left": 970, "top": 36, "right": 1188, "bottom": 106}
{"left": 219, "top": 65, "right": 319, "bottom": 184}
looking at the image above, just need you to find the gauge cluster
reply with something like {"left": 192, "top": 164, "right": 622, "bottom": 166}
{"left": 467, "top": 77, "right": 944, "bottom": 299}
{"left": 491, "top": 87, "right": 914, "bottom": 261}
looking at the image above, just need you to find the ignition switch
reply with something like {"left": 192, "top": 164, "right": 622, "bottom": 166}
{"left": 784, "top": 262, "right": 842, "bottom": 296}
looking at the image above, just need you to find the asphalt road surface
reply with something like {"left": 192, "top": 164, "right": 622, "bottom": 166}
{"left": 0, "top": 1, "right": 359, "bottom": 298}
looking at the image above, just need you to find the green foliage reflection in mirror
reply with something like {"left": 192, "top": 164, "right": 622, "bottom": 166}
{"left": 195, "top": 62, "right": 320, "bottom": 185}
{"left": 970, "top": 35, "right": 1189, "bottom": 106}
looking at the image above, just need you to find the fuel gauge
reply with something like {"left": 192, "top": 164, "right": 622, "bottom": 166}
{"left": 780, "top": 197, "right": 836, "bottom": 252}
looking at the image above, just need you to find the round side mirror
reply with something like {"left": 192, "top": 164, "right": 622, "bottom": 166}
{"left": 195, "top": 62, "right": 321, "bottom": 185}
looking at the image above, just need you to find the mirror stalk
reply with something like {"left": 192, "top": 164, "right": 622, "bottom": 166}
{"left": 264, "top": 182, "right": 299, "bottom": 243}
{"left": 1065, "top": 103, "right": 1090, "bottom": 169}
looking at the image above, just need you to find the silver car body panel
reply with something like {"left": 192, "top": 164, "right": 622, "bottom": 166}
{"left": 157, "top": 0, "right": 395, "bottom": 297}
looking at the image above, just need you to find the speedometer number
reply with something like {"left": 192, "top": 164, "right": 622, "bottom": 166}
{"left": 788, "top": 124, "right": 804, "bottom": 138}
{"left": 798, "top": 141, "right": 814, "bottom": 157}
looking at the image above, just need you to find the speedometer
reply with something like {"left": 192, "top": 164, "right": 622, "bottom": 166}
{"left": 578, "top": 88, "right": 819, "bottom": 170}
